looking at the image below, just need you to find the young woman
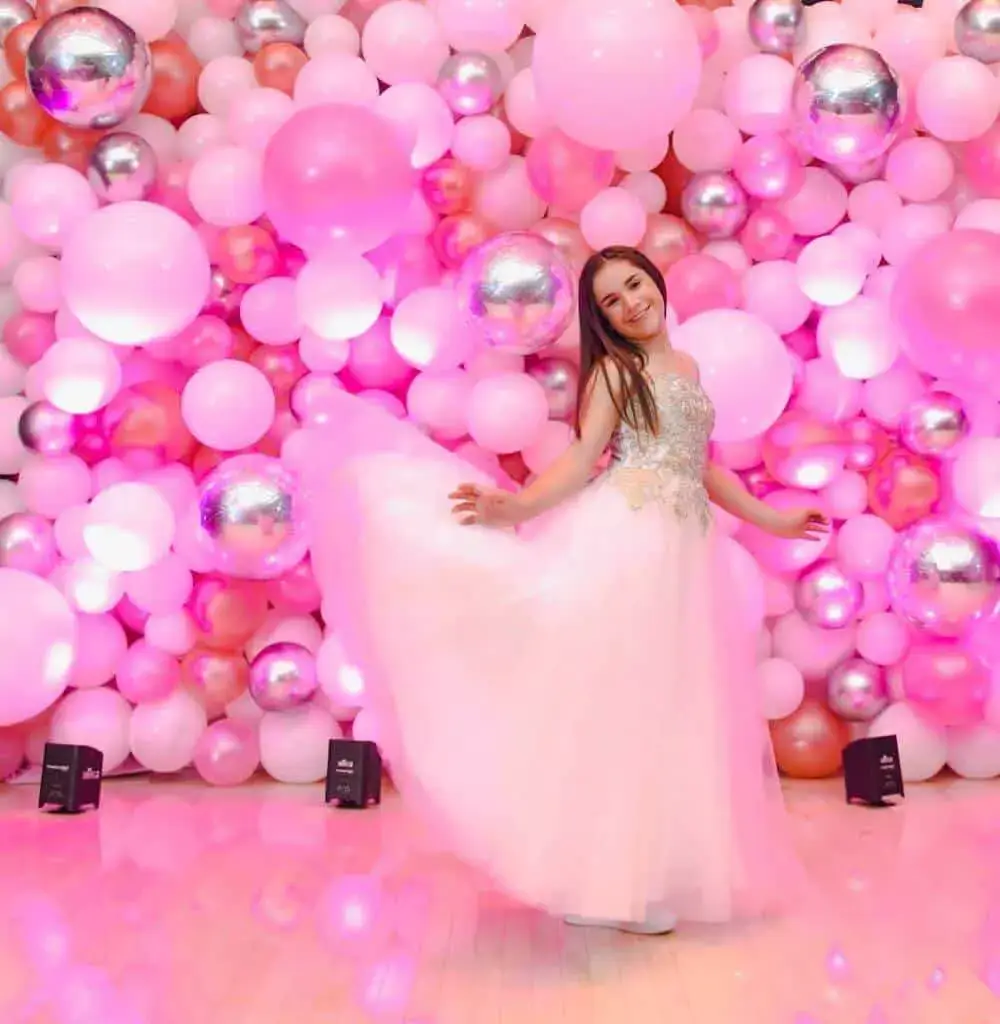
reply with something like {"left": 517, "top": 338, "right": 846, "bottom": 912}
{"left": 307, "top": 246, "right": 825, "bottom": 934}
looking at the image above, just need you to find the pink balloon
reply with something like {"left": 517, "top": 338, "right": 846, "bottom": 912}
{"left": 84, "top": 482, "right": 176, "bottom": 573}
{"left": 740, "top": 209, "right": 793, "bottom": 262}
{"left": 198, "top": 55, "right": 256, "bottom": 116}
{"left": 258, "top": 704, "right": 340, "bottom": 783}
{"left": 13, "top": 257, "right": 60, "bottom": 314}
{"left": 817, "top": 297, "right": 901, "bottom": 381}
{"left": 672, "top": 309, "right": 792, "bottom": 442}
{"left": 741, "top": 489, "right": 833, "bottom": 575}
{"left": 262, "top": 104, "right": 417, "bottom": 254}
{"left": 580, "top": 188, "right": 647, "bottom": 249}
{"left": 296, "top": 254, "right": 383, "bottom": 343}
{"left": 10, "top": 165, "right": 98, "bottom": 250}
{"left": 38, "top": 338, "right": 122, "bottom": 415}
{"left": 193, "top": 718, "right": 260, "bottom": 786}
{"left": 880, "top": 202, "right": 952, "bottom": 268}
{"left": 916, "top": 56, "right": 1000, "bottom": 143}
{"left": 474, "top": 156, "right": 546, "bottom": 231}
{"left": 407, "top": 371, "right": 473, "bottom": 439}
{"left": 758, "top": 658, "right": 805, "bottom": 721}
{"left": 391, "top": 287, "right": 473, "bottom": 372}
{"left": 68, "top": 613, "right": 127, "bottom": 690}
{"left": 452, "top": 116, "right": 511, "bottom": 172}
{"left": 742, "top": 260, "right": 812, "bottom": 335}
{"left": 130, "top": 688, "right": 207, "bottom": 772}
{"left": 60, "top": 202, "right": 211, "bottom": 347}
{"left": 523, "top": 419, "right": 573, "bottom": 475}
{"left": 532, "top": 0, "right": 701, "bottom": 151}
{"left": 525, "top": 129, "right": 614, "bottom": 212}
{"left": 773, "top": 167, "right": 848, "bottom": 238}
{"left": 240, "top": 278, "right": 303, "bottom": 345}
{"left": 952, "top": 438, "right": 1000, "bottom": 518}
{"left": 18, "top": 455, "right": 93, "bottom": 519}
{"left": 0, "top": 569, "right": 76, "bottom": 727}
{"left": 117, "top": 639, "right": 181, "bottom": 704}
{"left": 796, "top": 236, "right": 867, "bottom": 307}
{"left": 375, "top": 83, "right": 455, "bottom": 170}
{"left": 99, "top": 0, "right": 178, "bottom": 40}
{"left": 125, "top": 554, "right": 193, "bottom": 615}
{"left": 796, "top": 359, "right": 863, "bottom": 423}
{"left": 50, "top": 686, "right": 132, "bottom": 772}
{"left": 771, "top": 609, "right": 857, "bottom": 681}
{"left": 665, "top": 254, "right": 741, "bottom": 322}
{"left": 468, "top": 373, "right": 549, "bottom": 454}
{"left": 183, "top": 359, "right": 277, "bottom": 451}
{"left": 504, "top": 68, "right": 552, "bottom": 138}
{"left": 434, "top": 0, "right": 523, "bottom": 50}
{"left": 848, "top": 180, "right": 902, "bottom": 233}
{"left": 837, "top": 514, "right": 898, "bottom": 578}
{"left": 733, "top": 134, "right": 803, "bottom": 200}
{"left": 226, "top": 88, "right": 294, "bottom": 153}
{"left": 187, "top": 145, "right": 265, "bottom": 227}
{"left": 822, "top": 470, "right": 868, "bottom": 520}
{"left": 723, "top": 55, "right": 795, "bottom": 136}
{"left": 0, "top": 726, "right": 26, "bottom": 779}
{"left": 361, "top": 0, "right": 449, "bottom": 85}
{"left": 672, "top": 109, "right": 741, "bottom": 173}
{"left": 885, "top": 137, "right": 954, "bottom": 202}
{"left": 144, "top": 610, "right": 198, "bottom": 656}
{"left": 857, "top": 611, "right": 910, "bottom": 667}
{"left": 304, "top": 14, "right": 361, "bottom": 58}
{"left": 294, "top": 52, "right": 379, "bottom": 108}
{"left": 901, "top": 641, "right": 989, "bottom": 729}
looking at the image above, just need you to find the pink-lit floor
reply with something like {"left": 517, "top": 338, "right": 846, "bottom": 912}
{"left": 2, "top": 776, "right": 1000, "bottom": 1024}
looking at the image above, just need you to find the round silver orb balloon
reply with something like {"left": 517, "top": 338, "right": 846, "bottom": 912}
{"left": 747, "top": 0, "right": 805, "bottom": 54}
{"left": 888, "top": 518, "right": 1000, "bottom": 638}
{"left": 827, "top": 657, "right": 889, "bottom": 722}
{"left": 956, "top": 0, "right": 1000, "bottom": 64}
{"left": 87, "top": 132, "right": 158, "bottom": 204}
{"left": 794, "top": 560, "right": 864, "bottom": 630}
{"left": 680, "top": 172, "right": 748, "bottom": 240}
{"left": 526, "top": 356, "right": 579, "bottom": 421}
{"left": 26, "top": 9, "right": 152, "bottom": 130}
{"left": 899, "top": 392, "right": 970, "bottom": 458}
{"left": 235, "top": 0, "right": 307, "bottom": 54}
{"left": 0, "top": 0, "right": 33, "bottom": 45}
{"left": 792, "top": 44, "right": 903, "bottom": 167}
{"left": 436, "top": 51, "right": 504, "bottom": 116}
{"left": 249, "top": 642, "right": 318, "bottom": 712}
{"left": 456, "top": 232, "right": 574, "bottom": 355}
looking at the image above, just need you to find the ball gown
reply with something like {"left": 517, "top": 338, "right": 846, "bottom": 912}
{"left": 303, "top": 373, "right": 802, "bottom": 925}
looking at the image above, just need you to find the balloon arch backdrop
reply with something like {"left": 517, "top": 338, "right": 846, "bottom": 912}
{"left": 0, "top": 0, "right": 999, "bottom": 788}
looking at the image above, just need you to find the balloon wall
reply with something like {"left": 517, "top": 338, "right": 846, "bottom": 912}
{"left": 0, "top": 0, "right": 999, "bottom": 790}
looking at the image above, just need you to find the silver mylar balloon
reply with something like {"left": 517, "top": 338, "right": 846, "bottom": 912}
{"left": 747, "top": 0, "right": 805, "bottom": 54}
{"left": 26, "top": 9, "right": 152, "bottom": 130}
{"left": 436, "top": 51, "right": 504, "bottom": 116}
{"left": 249, "top": 642, "right": 318, "bottom": 712}
{"left": 198, "top": 454, "right": 309, "bottom": 580}
{"left": 17, "top": 401, "right": 79, "bottom": 456}
{"left": 794, "top": 560, "right": 864, "bottom": 629}
{"left": 792, "top": 44, "right": 903, "bottom": 167}
{"left": 235, "top": 0, "right": 306, "bottom": 54}
{"left": 899, "top": 392, "right": 970, "bottom": 459}
{"left": 888, "top": 518, "right": 1000, "bottom": 638}
{"left": 0, "top": 0, "right": 33, "bottom": 45}
{"left": 680, "top": 172, "right": 748, "bottom": 240}
{"left": 956, "top": 0, "right": 1000, "bottom": 64}
{"left": 456, "top": 232, "right": 574, "bottom": 355}
{"left": 827, "top": 657, "right": 889, "bottom": 722}
{"left": 87, "top": 132, "right": 158, "bottom": 204}
{"left": 526, "top": 356, "right": 579, "bottom": 421}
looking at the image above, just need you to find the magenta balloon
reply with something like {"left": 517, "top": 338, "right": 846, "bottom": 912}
{"left": 891, "top": 229, "right": 1000, "bottom": 386}
{"left": 0, "top": 569, "right": 76, "bottom": 727}
{"left": 261, "top": 104, "right": 417, "bottom": 254}
{"left": 901, "top": 640, "right": 989, "bottom": 729}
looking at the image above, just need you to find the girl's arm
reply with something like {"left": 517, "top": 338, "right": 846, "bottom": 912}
{"left": 513, "top": 365, "right": 622, "bottom": 521}
{"left": 703, "top": 462, "right": 782, "bottom": 532}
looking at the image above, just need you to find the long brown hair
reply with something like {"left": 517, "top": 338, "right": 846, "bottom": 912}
{"left": 574, "top": 246, "right": 665, "bottom": 437}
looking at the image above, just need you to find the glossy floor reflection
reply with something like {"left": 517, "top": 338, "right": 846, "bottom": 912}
{"left": 1, "top": 775, "right": 1000, "bottom": 1024}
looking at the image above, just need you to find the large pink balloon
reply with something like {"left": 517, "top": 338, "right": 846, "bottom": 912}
{"left": 671, "top": 309, "right": 793, "bottom": 442}
{"left": 261, "top": 104, "right": 417, "bottom": 254}
{"left": 60, "top": 203, "right": 211, "bottom": 346}
{"left": 891, "top": 230, "right": 1000, "bottom": 386}
{"left": 0, "top": 569, "right": 77, "bottom": 727}
{"left": 532, "top": 0, "right": 701, "bottom": 151}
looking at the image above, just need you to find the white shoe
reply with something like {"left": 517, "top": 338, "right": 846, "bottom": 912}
{"left": 564, "top": 912, "right": 677, "bottom": 935}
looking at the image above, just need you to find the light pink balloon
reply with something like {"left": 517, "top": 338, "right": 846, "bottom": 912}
{"left": 741, "top": 489, "right": 833, "bottom": 575}
{"left": 742, "top": 260, "right": 812, "bottom": 335}
{"left": 952, "top": 438, "right": 1000, "bottom": 518}
{"left": 130, "top": 688, "right": 207, "bottom": 772}
{"left": 197, "top": 56, "right": 256, "bottom": 116}
{"left": 407, "top": 370, "right": 473, "bottom": 440}
{"left": 774, "top": 167, "right": 848, "bottom": 237}
{"left": 361, "top": 0, "right": 448, "bottom": 85}
{"left": 468, "top": 373, "right": 549, "bottom": 454}
{"left": 532, "top": 0, "right": 701, "bottom": 150}
{"left": 868, "top": 701, "right": 946, "bottom": 782}
{"left": 68, "top": 613, "right": 127, "bottom": 689}
{"left": 880, "top": 202, "right": 952, "bottom": 267}
{"left": 60, "top": 202, "right": 211, "bottom": 347}
{"left": 837, "top": 514, "right": 898, "bottom": 578}
{"left": 226, "top": 88, "right": 294, "bottom": 153}
{"left": 391, "top": 287, "right": 471, "bottom": 372}
{"left": 916, "top": 56, "right": 1000, "bottom": 143}
{"left": 193, "top": 718, "right": 260, "bottom": 786}
{"left": 10, "top": 165, "right": 97, "bottom": 250}
{"left": 504, "top": 69, "right": 552, "bottom": 138}
{"left": 885, "top": 137, "right": 954, "bottom": 202}
{"left": 144, "top": 609, "right": 198, "bottom": 655}
{"left": 187, "top": 145, "right": 265, "bottom": 227}
{"left": 723, "top": 55, "right": 795, "bottom": 136}
{"left": 796, "top": 359, "right": 863, "bottom": 423}
{"left": 580, "top": 188, "right": 647, "bottom": 249}
{"left": 240, "top": 278, "right": 303, "bottom": 345}
{"left": 125, "top": 554, "right": 193, "bottom": 615}
{"left": 116, "top": 639, "right": 181, "bottom": 704}
{"left": 757, "top": 657, "right": 805, "bottom": 721}
{"left": 771, "top": 609, "right": 857, "bottom": 681}
{"left": 375, "top": 83, "right": 455, "bottom": 169}
{"left": 182, "top": 359, "right": 276, "bottom": 450}
{"left": 822, "top": 470, "right": 868, "bottom": 520}
{"left": 0, "top": 569, "right": 76, "bottom": 727}
{"left": 186, "top": 16, "right": 242, "bottom": 63}
{"left": 672, "top": 109, "right": 741, "bottom": 173}
{"left": 54, "top": 559, "right": 125, "bottom": 614}
{"left": 38, "top": 338, "right": 122, "bottom": 415}
{"left": 50, "top": 686, "right": 132, "bottom": 771}
{"left": 848, "top": 180, "right": 902, "bottom": 232}
{"left": 18, "top": 455, "right": 92, "bottom": 519}
{"left": 294, "top": 53, "right": 379, "bottom": 108}
{"left": 857, "top": 611, "right": 910, "bottom": 667}
{"left": 258, "top": 705, "right": 340, "bottom": 783}
{"left": 796, "top": 235, "right": 867, "bottom": 307}
{"left": 873, "top": 7, "right": 946, "bottom": 86}
{"left": 817, "top": 297, "right": 900, "bottom": 381}
{"left": 297, "top": 254, "right": 383, "bottom": 343}
{"left": 100, "top": 0, "right": 177, "bottom": 39}
{"left": 316, "top": 633, "right": 365, "bottom": 714}
{"left": 14, "top": 257, "right": 61, "bottom": 314}
{"left": 474, "top": 156, "right": 546, "bottom": 231}
{"left": 523, "top": 419, "right": 573, "bottom": 475}
{"left": 434, "top": 0, "right": 524, "bottom": 51}
{"left": 304, "top": 14, "right": 361, "bottom": 58}
{"left": 452, "top": 116, "right": 511, "bottom": 172}
{"left": 84, "top": 482, "right": 175, "bottom": 573}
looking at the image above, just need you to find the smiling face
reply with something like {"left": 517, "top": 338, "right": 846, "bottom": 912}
{"left": 592, "top": 258, "right": 666, "bottom": 344}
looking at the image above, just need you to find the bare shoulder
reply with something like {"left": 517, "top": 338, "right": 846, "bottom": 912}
{"left": 675, "top": 350, "right": 701, "bottom": 381}
{"left": 587, "top": 358, "right": 626, "bottom": 399}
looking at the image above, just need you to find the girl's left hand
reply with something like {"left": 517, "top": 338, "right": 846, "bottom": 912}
{"left": 769, "top": 508, "right": 830, "bottom": 540}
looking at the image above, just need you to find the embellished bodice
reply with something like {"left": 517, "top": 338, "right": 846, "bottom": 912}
{"left": 607, "top": 373, "right": 715, "bottom": 531}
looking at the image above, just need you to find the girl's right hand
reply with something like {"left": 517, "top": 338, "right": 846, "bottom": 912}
{"left": 449, "top": 484, "right": 527, "bottom": 528}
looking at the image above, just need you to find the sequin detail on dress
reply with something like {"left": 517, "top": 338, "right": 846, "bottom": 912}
{"left": 607, "top": 373, "right": 715, "bottom": 531}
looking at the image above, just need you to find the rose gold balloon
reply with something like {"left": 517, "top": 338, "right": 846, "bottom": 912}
{"left": 188, "top": 575, "right": 269, "bottom": 651}
{"left": 762, "top": 410, "right": 848, "bottom": 490}
{"left": 844, "top": 415, "right": 892, "bottom": 472}
{"left": 868, "top": 447, "right": 941, "bottom": 531}
{"left": 432, "top": 213, "right": 493, "bottom": 269}
{"left": 421, "top": 157, "right": 474, "bottom": 216}
{"left": 770, "top": 698, "right": 849, "bottom": 779}
{"left": 640, "top": 213, "right": 698, "bottom": 273}
{"left": 182, "top": 647, "right": 249, "bottom": 720}
{"left": 531, "top": 217, "right": 591, "bottom": 273}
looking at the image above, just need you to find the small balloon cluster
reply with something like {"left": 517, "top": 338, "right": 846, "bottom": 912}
{"left": 0, "top": 0, "right": 999, "bottom": 789}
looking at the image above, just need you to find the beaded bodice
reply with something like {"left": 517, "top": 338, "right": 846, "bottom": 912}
{"left": 607, "top": 373, "right": 715, "bottom": 531}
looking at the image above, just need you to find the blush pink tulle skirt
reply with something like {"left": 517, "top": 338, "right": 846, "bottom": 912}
{"left": 302, "top": 393, "right": 805, "bottom": 925}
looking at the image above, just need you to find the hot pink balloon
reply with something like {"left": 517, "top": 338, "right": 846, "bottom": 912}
{"left": 664, "top": 255, "right": 741, "bottom": 322}
{"left": 901, "top": 641, "right": 989, "bottom": 729}
{"left": 60, "top": 202, "right": 212, "bottom": 346}
{"left": 525, "top": 129, "right": 614, "bottom": 212}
